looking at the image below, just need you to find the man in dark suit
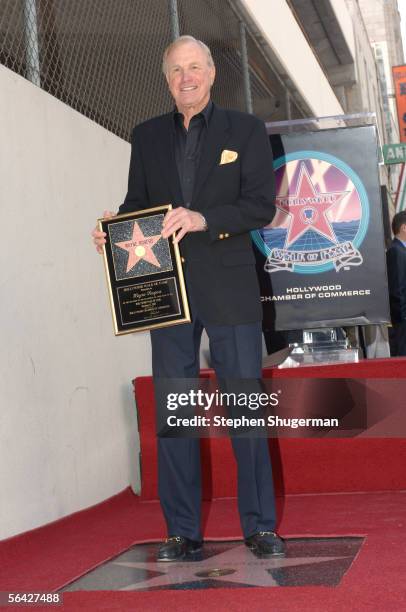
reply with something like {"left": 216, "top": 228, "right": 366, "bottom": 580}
{"left": 93, "top": 35, "right": 284, "bottom": 561}
{"left": 386, "top": 210, "right": 406, "bottom": 356}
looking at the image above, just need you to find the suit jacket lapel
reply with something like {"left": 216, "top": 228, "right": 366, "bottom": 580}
{"left": 153, "top": 113, "right": 183, "bottom": 205}
{"left": 395, "top": 238, "right": 406, "bottom": 249}
{"left": 193, "top": 105, "right": 231, "bottom": 205}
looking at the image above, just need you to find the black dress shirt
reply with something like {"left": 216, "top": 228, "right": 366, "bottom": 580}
{"left": 173, "top": 100, "right": 213, "bottom": 207}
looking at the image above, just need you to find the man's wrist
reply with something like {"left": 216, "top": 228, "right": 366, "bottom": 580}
{"left": 197, "top": 212, "right": 208, "bottom": 231}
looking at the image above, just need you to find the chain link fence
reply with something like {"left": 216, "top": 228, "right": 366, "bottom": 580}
{"left": 0, "top": 0, "right": 303, "bottom": 141}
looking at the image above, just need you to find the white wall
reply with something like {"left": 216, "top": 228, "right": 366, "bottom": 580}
{"left": 243, "top": 0, "right": 344, "bottom": 117}
{"left": 0, "top": 65, "right": 153, "bottom": 539}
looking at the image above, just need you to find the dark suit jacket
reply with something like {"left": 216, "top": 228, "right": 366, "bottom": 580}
{"left": 386, "top": 237, "right": 406, "bottom": 324}
{"left": 119, "top": 103, "right": 276, "bottom": 325}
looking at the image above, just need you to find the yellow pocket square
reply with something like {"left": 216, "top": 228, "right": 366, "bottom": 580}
{"left": 219, "top": 149, "right": 238, "bottom": 165}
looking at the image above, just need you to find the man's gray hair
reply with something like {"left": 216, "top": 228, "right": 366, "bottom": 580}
{"left": 162, "top": 35, "right": 215, "bottom": 75}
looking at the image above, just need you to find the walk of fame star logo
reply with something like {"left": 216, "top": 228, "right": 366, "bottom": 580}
{"left": 251, "top": 154, "right": 369, "bottom": 274}
{"left": 108, "top": 215, "right": 173, "bottom": 281}
{"left": 275, "top": 163, "right": 348, "bottom": 249}
{"left": 115, "top": 221, "right": 162, "bottom": 272}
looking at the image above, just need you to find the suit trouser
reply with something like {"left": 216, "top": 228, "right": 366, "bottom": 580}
{"left": 150, "top": 306, "right": 276, "bottom": 541}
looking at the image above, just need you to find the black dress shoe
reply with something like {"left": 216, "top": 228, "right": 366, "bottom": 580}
{"left": 245, "top": 531, "right": 286, "bottom": 558}
{"left": 157, "top": 536, "right": 203, "bottom": 562}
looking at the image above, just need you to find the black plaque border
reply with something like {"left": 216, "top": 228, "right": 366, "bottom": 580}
{"left": 98, "top": 205, "right": 191, "bottom": 335}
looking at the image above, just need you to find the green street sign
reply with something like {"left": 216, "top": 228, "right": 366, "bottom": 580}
{"left": 382, "top": 143, "right": 406, "bottom": 165}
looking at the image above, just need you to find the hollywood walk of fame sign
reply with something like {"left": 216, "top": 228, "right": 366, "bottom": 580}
{"left": 252, "top": 125, "right": 390, "bottom": 330}
{"left": 99, "top": 205, "right": 190, "bottom": 335}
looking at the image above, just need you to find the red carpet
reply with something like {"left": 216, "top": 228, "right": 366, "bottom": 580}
{"left": 1, "top": 489, "right": 405, "bottom": 611}
{"left": 1, "top": 358, "right": 406, "bottom": 610}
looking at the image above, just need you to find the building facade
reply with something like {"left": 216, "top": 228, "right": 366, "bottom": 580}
{"left": 357, "top": 0, "right": 404, "bottom": 199}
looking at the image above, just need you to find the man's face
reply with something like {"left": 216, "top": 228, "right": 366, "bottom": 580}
{"left": 165, "top": 42, "right": 215, "bottom": 115}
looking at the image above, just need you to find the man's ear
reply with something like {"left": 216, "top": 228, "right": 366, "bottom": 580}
{"left": 210, "top": 65, "right": 216, "bottom": 87}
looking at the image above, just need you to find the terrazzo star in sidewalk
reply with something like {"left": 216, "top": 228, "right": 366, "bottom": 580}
{"left": 117, "top": 543, "right": 351, "bottom": 590}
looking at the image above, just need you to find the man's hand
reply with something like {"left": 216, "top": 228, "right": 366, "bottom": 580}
{"left": 91, "top": 210, "right": 115, "bottom": 254}
{"left": 162, "top": 207, "right": 207, "bottom": 243}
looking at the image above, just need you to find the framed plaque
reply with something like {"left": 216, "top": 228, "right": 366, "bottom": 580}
{"left": 99, "top": 205, "right": 190, "bottom": 335}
